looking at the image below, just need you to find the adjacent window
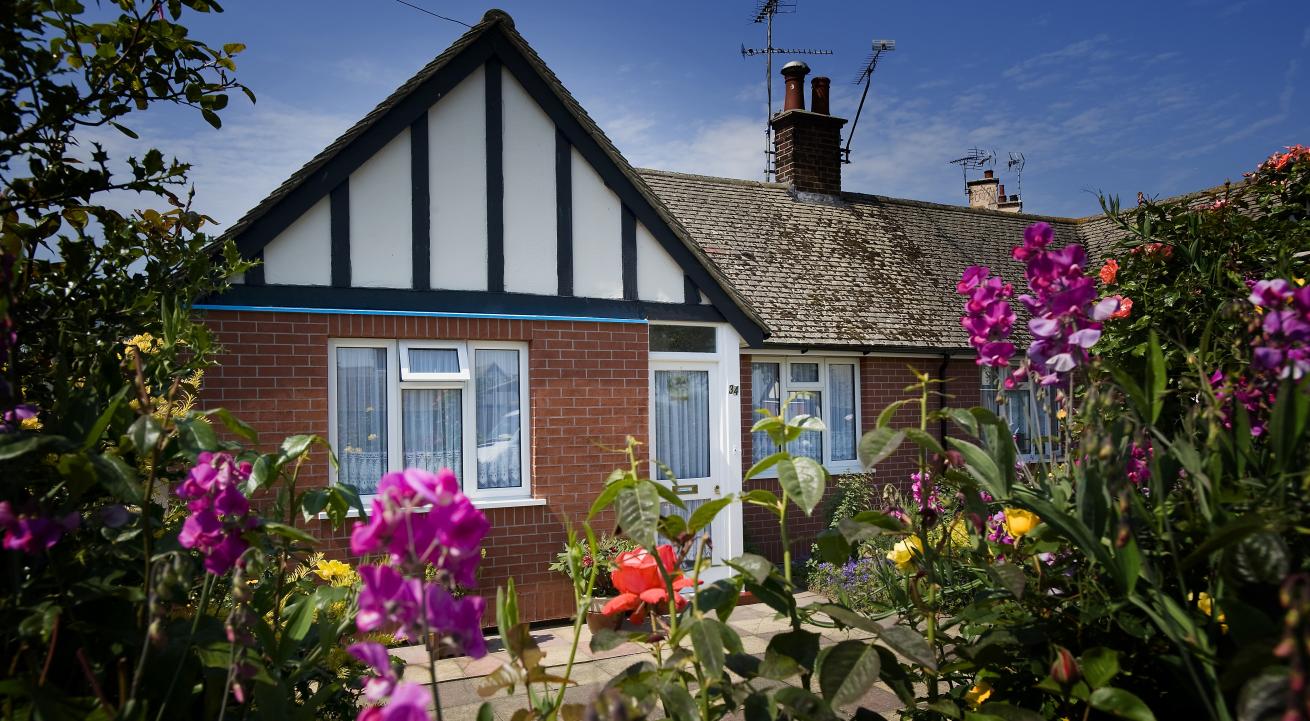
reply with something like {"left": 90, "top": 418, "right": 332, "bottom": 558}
{"left": 980, "top": 366, "right": 1060, "bottom": 460}
{"left": 329, "top": 339, "right": 530, "bottom": 500}
{"left": 649, "top": 325, "right": 717, "bottom": 354}
{"left": 749, "top": 357, "right": 860, "bottom": 471}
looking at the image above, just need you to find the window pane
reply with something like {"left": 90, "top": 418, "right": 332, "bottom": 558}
{"left": 336, "top": 347, "right": 388, "bottom": 495}
{"left": 653, "top": 370, "right": 710, "bottom": 479}
{"left": 408, "top": 348, "right": 460, "bottom": 374}
{"left": 750, "top": 362, "right": 781, "bottom": 463}
{"left": 787, "top": 391, "right": 823, "bottom": 462}
{"left": 475, "top": 349, "right": 522, "bottom": 489}
{"left": 790, "top": 363, "right": 819, "bottom": 383}
{"left": 402, "top": 389, "right": 462, "bottom": 476}
{"left": 660, "top": 499, "right": 713, "bottom": 570}
{"left": 829, "top": 364, "right": 857, "bottom": 461}
{"left": 650, "top": 325, "right": 717, "bottom": 353}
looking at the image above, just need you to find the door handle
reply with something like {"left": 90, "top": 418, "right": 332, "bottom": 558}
{"left": 713, "top": 484, "right": 720, "bottom": 496}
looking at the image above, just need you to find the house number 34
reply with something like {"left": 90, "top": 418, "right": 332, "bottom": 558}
{"left": 728, "top": 384, "right": 739, "bottom": 395}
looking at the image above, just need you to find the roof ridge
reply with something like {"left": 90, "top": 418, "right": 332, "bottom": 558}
{"left": 636, "top": 167, "right": 789, "bottom": 190}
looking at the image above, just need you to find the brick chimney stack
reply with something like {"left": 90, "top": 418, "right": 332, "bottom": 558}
{"left": 966, "top": 169, "right": 1000, "bottom": 210}
{"left": 771, "top": 62, "right": 847, "bottom": 197}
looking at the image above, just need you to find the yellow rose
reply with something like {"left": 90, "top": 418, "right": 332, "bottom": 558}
{"left": 964, "top": 680, "right": 993, "bottom": 708}
{"left": 1003, "top": 508, "right": 1041, "bottom": 538}
{"left": 886, "top": 535, "right": 923, "bottom": 571}
{"left": 314, "top": 559, "right": 354, "bottom": 585}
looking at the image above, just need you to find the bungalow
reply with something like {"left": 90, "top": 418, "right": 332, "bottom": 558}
{"left": 199, "top": 9, "right": 1137, "bottom": 621}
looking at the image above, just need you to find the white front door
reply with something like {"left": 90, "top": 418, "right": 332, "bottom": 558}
{"left": 650, "top": 359, "right": 736, "bottom": 581}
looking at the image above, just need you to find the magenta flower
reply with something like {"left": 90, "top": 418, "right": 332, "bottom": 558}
{"left": 425, "top": 585, "right": 488, "bottom": 659}
{"left": 1126, "top": 439, "right": 1153, "bottom": 487}
{"left": 357, "top": 682, "right": 432, "bottom": 721}
{"left": 356, "top": 564, "right": 424, "bottom": 640}
{"left": 957, "top": 265, "right": 1017, "bottom": 368}
{"left": 0, "top": 501, "right": 79, "bottom": 553}
{"left": 1248, "top": 280, "right": 1310, "bottom": 380}
{"left": 348, "top": 641, "right": 398, "bottom": 702}
{"left": 177, "top": 452, "right": 257, "bottom": 575}
{"left": 1011, "top": 222, "right": 1116, "bottom": 386}
{"left": 350, "top": 468, "right": 489, "bottom": 587}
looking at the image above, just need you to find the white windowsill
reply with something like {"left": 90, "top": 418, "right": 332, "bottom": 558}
{"left": 751, "top": 462, "right": 865, "bottom": 480}
{"left": 317, "top": 496, "right": 547, "bottom": 520}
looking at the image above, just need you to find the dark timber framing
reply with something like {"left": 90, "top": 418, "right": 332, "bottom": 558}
{"left": 683, "top": 275, "right": 698, "bottom": 305}
{"left": 204, "top": 285, "right": 726, "bottom": 323}
{"left": 246, "top": 251, "right": 265, "bottom": 286}
{"left": 621, "top": 205, "right": 637, "bottom": 301}
{"left": 330, "top": 180, "right": 350, "bottom": 288}
{"left": 226, "top": 20, "right": 768, "bottom": 345}
{"left": 555, "top": 128, "right": 573, "bottom": 296}
{"left": 410, "top": 114, "right": 430, "bottom": 291}
{"left": 485, "top": 56, "right": 504, "bottom": 293}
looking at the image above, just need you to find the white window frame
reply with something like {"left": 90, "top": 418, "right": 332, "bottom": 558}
{"left": 328, "top": 338, "right": 533, "bottom": 504}
{"left": 980, "top": 366, "right": 1062, "bottom": 464}
{"left": 399, "top": 340, "right": 469, "bottom": 382}
{"left": 749, "top": 356, "right": 862, "bottom": 475}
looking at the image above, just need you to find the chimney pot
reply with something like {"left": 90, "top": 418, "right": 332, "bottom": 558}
{"left": 1010, "top": 194, "right": 1019, "bottom": 201}
{"left": 998, "top": 184, "right": 1006, "bottom": 196}
{"left": 983, "top": 169, "right": 994, "bottom": 179}
{"left": 810, "top": 76, "right": 831, "bottom": 115}
{"left": 780, "top": 61, "right": 809, "bottom": 111}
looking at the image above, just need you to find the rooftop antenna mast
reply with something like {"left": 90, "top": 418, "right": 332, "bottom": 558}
{"left": 948, "top": 147, "right": 995, "bottom": 200}
{"left": 842, "top": 39, "right": 895, "bottom": 164}
{"left": 1007, "top": 151, "right": 1026, "bottom": 199}
{"left": 741, "top": 0, "right": 832, "bottom": 179}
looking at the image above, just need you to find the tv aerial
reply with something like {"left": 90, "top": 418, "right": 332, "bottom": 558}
{"left": 948, "top": 147, "right": 996, "bottom": 199}
{"left": 741, "top": 0, "right": 832, "bottom": 179}
{"left": 842, "top": 39, "right": 896, "bottom": 164}
{"left": 1007, "top": 151, "right": 1026, "bottom": 199}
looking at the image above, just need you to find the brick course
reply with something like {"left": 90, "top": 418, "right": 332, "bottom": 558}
{"left": 199, "top": 310, "right": 647, "bottom": 623}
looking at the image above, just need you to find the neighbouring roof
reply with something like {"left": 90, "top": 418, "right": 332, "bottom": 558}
{"left": 639, "top": 168, "right": 1182, "bottom": 351}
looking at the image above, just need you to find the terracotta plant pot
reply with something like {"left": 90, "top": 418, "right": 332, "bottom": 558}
{"left": 586, "top": 598, "right": 624, "bottom": 633}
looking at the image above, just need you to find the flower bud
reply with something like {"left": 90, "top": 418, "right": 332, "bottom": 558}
{"left": 148, "top": 619, "right": 167, "bottom": 648}
{"left": 1049, "top": 646, "right": 1080, "bottom": 686}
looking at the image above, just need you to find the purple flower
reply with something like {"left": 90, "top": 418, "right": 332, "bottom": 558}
{"left": 348, "top": 641, "right": 398, "bottom": 702}
{"left": 0, "top": 502, "right": 78, "bottom": 553}
{"left": 359, "top": 681, "right": 432, "bottom": 721}
{"left": 957, "top": 265, "right": 1017, "bottom": 368}
{"left": 0, "top": 404, "right": 38, "bottom": 433}
{"left": 356, "top": 564, "right": 423, "bottom": 640}
{"left": 1010, "top": 222, "right": 1115, "bottom": 385}
{"left": 425, "top": 584, "right": 488, "bottom": 659}
{"left": 177, "top": 452, "right": 256, "bottom": 575}
{"left": 1126, "top": 439, "right": 1153, "bottom": 488}
{"left": 349, "top": 468, "right": 489, "bottom": 587}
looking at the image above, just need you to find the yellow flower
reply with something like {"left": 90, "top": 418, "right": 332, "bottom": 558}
{"left": 948, "top": 518, "right": 971, "bottom": 548}
{"left": 20, "top": 416, "right": 42, "bottom": 431}
{"left": 1056, "top": 407, "right": 1068, "bottom": 420}
{"left": 314, "top": 559, "right": 354, "bottom": 585}
{"left": 1193, "top": 591, "right": 1228, "bottom": 633}
{"left": 964, "top": 681, "right": 993, "bottom": 708}
{"left": 1003, "top": 508, "right": 1041, "bottom": 538}
{"left": 886, "top": 535, "right": 923, "bottom": 571}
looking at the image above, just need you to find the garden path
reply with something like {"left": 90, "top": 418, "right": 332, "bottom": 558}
{"left": 392, "top": 591, "right": 905, "bottom": 720}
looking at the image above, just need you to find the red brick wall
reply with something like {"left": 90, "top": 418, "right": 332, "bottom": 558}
{"left": 198, "top": 310, "right": 647, "bottom": 623}
{"left": 738, "top": 354, "right": 982, "bottom": 564}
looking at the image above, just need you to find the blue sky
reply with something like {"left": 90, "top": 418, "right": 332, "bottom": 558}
{"left": 105, "top": 0, "right": 1307, "bottom": 227}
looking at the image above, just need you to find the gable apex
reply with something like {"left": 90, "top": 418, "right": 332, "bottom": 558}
{"left": 221, "top": 9, "right": 767, "bottom": 345}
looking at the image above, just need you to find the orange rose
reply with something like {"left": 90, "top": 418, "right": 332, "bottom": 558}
{"left": 1108, "top": 295, "right": 1132, "bottom": 320}
{"left": 601, "top": 545, "right": 695, "bottom": 622}
{"left": 1099, "top": 258, "right": 1119, "bottom": 285}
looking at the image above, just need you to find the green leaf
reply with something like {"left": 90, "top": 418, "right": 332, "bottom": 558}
{"left": 177, "top": 417, "right": 218, "bottom": 454}
{"left": 727, "top": 553, "right": 774, "bottom": 584}
{"left": 1236, "top": 670, "right": 1288, "bottom": 721}
{"left": 282, "top": 598, "right": 314, "bottom": 642}
{"left": 815, "top": 528, "right": 851, "bottom": 564}
{"left": 1222, "top": 531, "right": 1290, "bottom": 586}
{"left": 1115, "top": 538, "right": 1142, "bottom": 595}
{"left": 615, "top": 482, "right": 661, "bottom": 549}
{"left": 659, "top": 682, "right": 699, "bottom": 721}
{"left": 874, "top": 625, "right": 936, "bottom": 671}
{"left": 746, "top": 451, "right": 788, "bottom": 480}
{"left": 741, "top": 488, "right": 782, "bottom": 515}
{"left": 977, "top": 702, "right": 1046, "bottom": 721}
{"left": 1146, "top": 331, "right": 1166, "bottom": 424}
{"left": 0, "top": 434, "right": 72, "bottom": 461}
{"left": 588, "top": 476, "right": 633, "bottom": 519}
{"left": 767, "top": 629, "right": 821, "bottom": 673}
{"left": 1080, "top": 647, "right": 1120, "bottom": 689}
{"left": 477, "top": 702, "right": 495, "bottom": 721}
{"left": 946, "top": 437, "right": 1003, "bottom": 497}
{"left": 263, "top": 521, "right": 317, "bottom": 545}
{"left": 696, "top": 579, "right": 741, "bottom": 615}
{"left": 81, "top": 386, "right": 129, "bottom": 451}
{"left": 877, "top": 399, "right": 916, "bottom": 429}
{"left": 815, "top": 603, "right": 880, "bottom": 634}
{"left": 777, "top": 457, "right": 825, "bottom": 515}
{"left": 127, "top": 415, "right": 163, "bottom": 454}
{"left": 1089, "top": 687, "right": 1156, "bottom": 721}
{"left": 688, "top": 496, "right": 733, "bottom": 533}
{"left": 903, "top": 428, "right": 945, "bottom": 457}
{"left": 817, "top": 641, "right": 881, "bottom": 707}
{"left": 589, "top": 629, "right": 629, "bottom": 653}
{"left": 689, "top": 618, "right": 726, "bottom": 679}
{"left": 858, "top": 428, "right": 905, "bottom": 469}
{"left": 279, "top": 434, "right": 316, "bottom": 461}
{"left": 989, "top": 563, "right": 1025, "bottom": 600}
{"left": 204, "top": 407, "right": 258, "bottom": 444}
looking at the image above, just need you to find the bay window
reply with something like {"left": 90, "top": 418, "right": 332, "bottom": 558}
{"left": 749, "top": 357, "right": 860, "bottom": 472}
{"left": 329, "top": 339, "right": 531, "bottom": 502}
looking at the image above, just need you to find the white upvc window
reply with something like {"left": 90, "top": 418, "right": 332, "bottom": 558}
{"left": 749, "top": 356, "right": 861, "bottom": 474}
{"left": 328, "top": 339, "right": 531, "bottom": 502}
{"left": 980, "top": 365, "right": 1061, "bottom": 463}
